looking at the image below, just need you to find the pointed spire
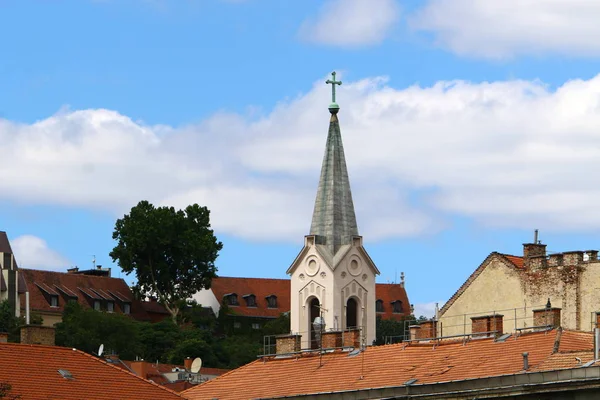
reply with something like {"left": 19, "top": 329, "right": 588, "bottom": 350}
{"left": 310, "top": 74, "right": 358, "bottom": 255}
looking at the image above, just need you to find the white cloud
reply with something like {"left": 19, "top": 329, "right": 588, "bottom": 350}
{"left": 411, "top": 0, "right": 600, "bottom": 58}
{"left": 298, "top": 0, "right": 400, "bottom": 47}
{"left": 412, "top": 302, "right": 440, "bottom": 319}
{"left": 11, "top": 235, "right": 71, "bottom": 270}
{"left": 5, "top": 73, "right": 600, "bottom": 241}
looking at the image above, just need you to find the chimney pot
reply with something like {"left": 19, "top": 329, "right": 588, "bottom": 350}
{"left": 184, "top": 357, "right": 193, "bottom": 371}
{"left": 522, "top": 352, "right": 529, "bottom": 370}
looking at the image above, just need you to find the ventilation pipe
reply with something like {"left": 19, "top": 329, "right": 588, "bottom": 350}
{"left": 25, "top": 291, "right": 30, "bottom": 325}
{"left": 522, "top": 352, "right": 529, "bottom": 370}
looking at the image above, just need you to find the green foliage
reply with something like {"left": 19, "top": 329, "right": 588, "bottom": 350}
{"left": 262, "top": 313, "right": 290, "bottom": 336}
{"left": 55, "top": 302, "right": 142, "bottom": 360}
{"left": 0, "top": 300, "right": 42, "bottom": 342}
{"left": 375, "top": 315, "right": 418, "bottom": 345}
{"left": 110, "top": 200, "right": 223, "bottom": 322}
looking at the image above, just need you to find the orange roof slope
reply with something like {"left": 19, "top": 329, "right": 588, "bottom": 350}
{"left": 18, "top": 268, "right": 166, "bottom": 322}
{"left": 0, "top": 342, "right": 183, "bottom": 400}
{"left": 211, "top": 277, "right": 411, "bottom": 318}
{"left": 184, "top": 329, "right": 593, "bottom": 400}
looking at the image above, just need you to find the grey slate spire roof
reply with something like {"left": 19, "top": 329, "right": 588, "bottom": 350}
{"left": 309, "top": 108, "right": 359, "bottom": 256}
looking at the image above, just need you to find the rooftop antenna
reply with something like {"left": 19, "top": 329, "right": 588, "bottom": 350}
{"left": 190, "top": 357, "right": 202, "bottom": 374}
{"left": 92, "top": 255, "right": 96, "bottom": 269}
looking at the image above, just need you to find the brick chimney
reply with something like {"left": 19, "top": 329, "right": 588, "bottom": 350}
{"left": 523, "top": 243, "right": 547, "bottom": 269}
{"left": 321, "top": 331, "right": 343, "bottom": 349}
{"left": 20, "top": 325, "right": 55, "bottom": 346}
{"left": 409, "top": 325, "right": 420, "bottom": 341}
{"left": 130, "top": 360, "right": 151, "bottom": 379}
{"left": 471, "top": 315, "right": 503, "bottom": 338}
{"left": 533, "top": 299, "right": 561, "bottom": 328}
{"left": 184, "top": 357, "right": 193, "bottom": 371}
{"left": 417, "top": 320, "right": 437, "bottom": 340}
{"left": 275, "top": 334, "right": 301, "bottom": 354}
{"left": 562, "top": 251, "right": 584, "bottom": 265}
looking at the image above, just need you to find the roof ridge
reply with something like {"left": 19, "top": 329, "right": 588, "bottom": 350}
{"left": 20, "top": 268, "right": 125, "bottom": 281}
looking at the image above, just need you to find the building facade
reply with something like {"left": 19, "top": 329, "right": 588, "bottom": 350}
{"left": 437, "top": 237, "right": 600, "bottom": 337}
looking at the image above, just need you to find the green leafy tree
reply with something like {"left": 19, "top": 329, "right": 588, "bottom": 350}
{"left": 110, "top": 200, "right": 223, "bottom": 323}
{"left": 55, "top": 302, "right": 141, "bottom": 359}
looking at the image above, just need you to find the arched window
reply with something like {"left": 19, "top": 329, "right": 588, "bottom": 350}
{"left": 266, "top": 295, "right": 278, "bottom": 308}
{"left": 391, "top": 300, "right": 403, "bottom": 314}
{"left": 346, "top": 298, "right": 358, "bottom": 329}
{"left": 375, "top": 299, "right": 384, "bottom": 313}
{"left": 243, "top": 294, "right": 257, "bottom": 307}
{"left": 225, "top": 293, "right": 239, "bottom": 306}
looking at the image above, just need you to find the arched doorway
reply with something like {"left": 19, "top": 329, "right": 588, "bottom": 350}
{"left": 346, "top": 298, "right": 358, "bottom": 329}
{"left": 309, "top": 297, "right": 320, "bottom": 349}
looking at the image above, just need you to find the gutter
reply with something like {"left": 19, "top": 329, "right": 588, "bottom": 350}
{"left": 258, "top": 366, "right": 600, "bottom": 400}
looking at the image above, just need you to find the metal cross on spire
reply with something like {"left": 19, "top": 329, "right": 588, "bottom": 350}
{"left": 326, "top": 71, "right": 342, "bottom": 111}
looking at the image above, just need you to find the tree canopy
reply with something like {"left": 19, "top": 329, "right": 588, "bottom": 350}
{"left": 110, "top": 200, "right": 223, "bottom": 322}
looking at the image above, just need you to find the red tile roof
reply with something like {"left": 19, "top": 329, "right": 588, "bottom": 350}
{"left": 211, "top": 277, "right": 411, "bottom": 318}
{"left": 18, "top": 268, "right": 165, "bottom": 322}
{"left": 184, "top": 329, "right": 593, "bottom": 400}
{"left": 0, "top": 342, "right": 183, "bottom": 400}
{"left": 503, "top": 255, "right": 524, "bottom": 268}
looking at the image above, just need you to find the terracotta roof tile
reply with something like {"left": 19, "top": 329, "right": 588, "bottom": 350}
{"left": 503, "top": 255, "right": 524, "bottom": 269}
{"left": 211, "top": 277, "right": 410, "bottom": 318}
{"left": 18, "top": 269, "right": 160, "bottom": 322}
{"left": 184, "top": 329, "right": 592, "bottom": 400}
{"left": 0, "top": 342, "right": 183, "bottom": 399}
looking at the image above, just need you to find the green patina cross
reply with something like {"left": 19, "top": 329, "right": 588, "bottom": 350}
{"left": 326, "top": 71, "right": 342, "bottom": 104}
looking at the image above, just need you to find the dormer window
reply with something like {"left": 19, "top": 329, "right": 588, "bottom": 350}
{"left": 225, "top": 293, "right": 239, "bottom": 306}
{"left": 375, "top": 299, "right": 384, "bottom": 313}
{"left": 244, "top": 294, "right": 257, "bottom": 307}
{"left": 50, "top": 295, "right": 59, "bottom": 308}
{"left": 266, "top": 295, "right": 278, "bottom": 309}
{"left": 391, "top": 300, "right": 403, "bottom": 314}
{"left": 106, "top": 301, "right": 114, "bottom": 313}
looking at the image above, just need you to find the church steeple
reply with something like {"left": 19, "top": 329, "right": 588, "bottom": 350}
{"left": 309, "top": 72, "right": 358, "bottom": 256}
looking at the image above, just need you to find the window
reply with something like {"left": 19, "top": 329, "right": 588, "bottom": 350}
{"left": 244, "top": 294, "right": 256, "bottom": 307}
{"left": 106, "top": 301, "right": 114, "bottom": 313}
{"left": 227, "top": 294, "right": 239, "bottom": 306}
{"left": 391, "top": 300, "right": 403, "bottom": 314}
{"left": 266, "top": 295, "right": 278, "bottom": 308}
{"left": 94, "top": 300, "right": 101, "bottom": 311}
{"left": 233, "top": 321, "right": 241, "bottom": 329}
{"left": 251, "top": 323, "right": 260, "bottom": 330}
{"left": 50, "top": 295, "right": 59, "bottom": 308}
{"left": 123, "top": 303, "right": 131, "bottom": 314}
{"left": 375, "top": 299, "right": 384, "bottom": 313}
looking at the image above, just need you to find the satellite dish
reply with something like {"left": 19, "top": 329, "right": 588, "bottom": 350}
{"left": 98, "top": 344, "right": 104, "bottom": 357}
{"left": 190, "top": 357, "right": 202, "bottom": 373}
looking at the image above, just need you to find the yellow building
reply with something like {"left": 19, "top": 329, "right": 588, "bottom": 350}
{"left": 436, "top": 236, "right": 600, "bottom": 338}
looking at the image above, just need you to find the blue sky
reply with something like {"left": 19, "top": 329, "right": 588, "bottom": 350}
{"left": 3, "top": 0, "right": 600, "bottom": 317}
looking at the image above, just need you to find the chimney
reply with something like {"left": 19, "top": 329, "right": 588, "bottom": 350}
{"left": 20, "top": 325, "right": 55, "bottom": 346}
{"left": 130, "top": 360, "right": 151, "bottom": 380}
{"left": 184, "top": 357, "right": 193, "bottom": 371}
{"left": 523, "top": 230, "right": 547, "bottom": 269}
{"left": 321, "top": 330, "right": 343, "bottom": 349}
{"left": 522, "top": 352, "right": 529, "bottom": 370}
{"left": 547, "top": 253, "right": 564, "bottom": 267}
{"left": 67, "top": 267, "right": 79, "bottom": 274}
{"left": 562, "top": 251, "right": 584, "bottom": 265}
{"left": 533, "top": 299, "right": 561, "bottom": 328}
{"left": 409, "top": 325, "right": 420, "bottom": 341}
{"left": 275, "top": 334, "right": 301, "bottom": 354}
{"left": 586, "top": 250, "right": 599, "bottom": 262}
{"left": 471, "top": 315, "right": 504, "bottom": 338}
{"left": 0, "top": 332, "right": 8, "bottom": 343}
{"left": 417, "top": 320, "right": 437, "bottom": 340}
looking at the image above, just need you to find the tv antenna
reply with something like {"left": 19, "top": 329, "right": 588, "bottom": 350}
{"left": 190, "top": 357, "right": 202, "bottom": 373}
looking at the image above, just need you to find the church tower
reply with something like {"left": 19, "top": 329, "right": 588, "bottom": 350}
{"left": 287, "top": 72, "right": 379, "bottom": 348}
